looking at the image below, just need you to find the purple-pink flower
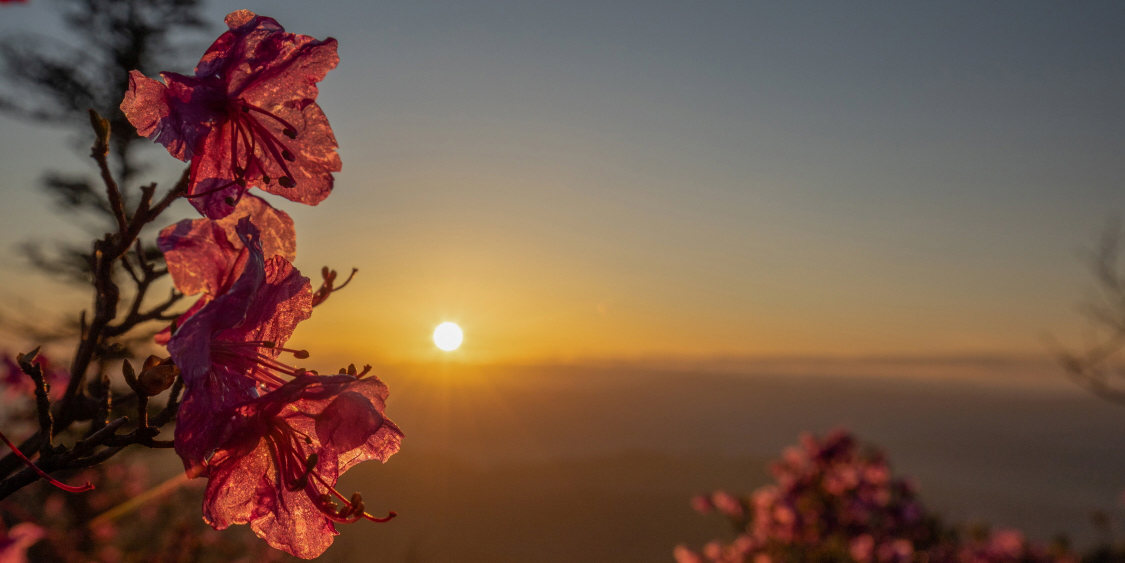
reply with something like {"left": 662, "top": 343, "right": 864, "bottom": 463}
{"left": 163, "top": 217, "right": 403, "bottom": 558}
{"left": 155, "top": 194, "right": 295, "bottom": 344}
{"left": 167, "top": 218, "right": 311, "bottom": 473}
{"left": 121, "top": 10, "right": 340, "bottom": 219}
{"left": 203, "top": 373, "right": 402, "bottom": 558}
{"left": 159, "top": 194, "right": 295, "bottom": 299}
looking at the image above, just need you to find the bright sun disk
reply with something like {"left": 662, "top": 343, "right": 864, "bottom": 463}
{"left": 433, "top": 322, "right": 463, "bottom": 351}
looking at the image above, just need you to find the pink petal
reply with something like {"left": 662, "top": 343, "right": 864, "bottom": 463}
{"left": 215, "top": 256, "right": 311, "bottom": 358}
{"left": 159, "top": 194, "right": 295, "bottom": 296}
{"left": 214, "top": 194, "right": 296, "bottom": 263}
{"left": 254, "top": 101, "right": 339, "bottom": 208}
{"left": 120, "top": 70, "right": 216, "bottom": 161}
{"left": 158, "top": 219, "right": 242, "bottom": 297}
{"left": 315, "top": 391, "right": 383, "bottom": 453}
{"left": 174, "top": 374, "right": 257, "bottom": 474}
{"left": 186, "top": 123, "right": 251, "bottom": 219}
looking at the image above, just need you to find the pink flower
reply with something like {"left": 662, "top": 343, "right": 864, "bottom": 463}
{"left": 202, "top": 373, "right": 402, "bottom": 559}
{"left": 0, "top": 523, "right": 43, "bottom": 563}
{"left": 167, "top": 218, "right": 311, "bottom": 472}
{"left": 159, "top": 194, "right": 295, "bottom": 298}
{"left": 121, "top": 10, "right": 340, "bottom": 219}
{"left": 156, "top": 194, "right": 295, "bottom": 344}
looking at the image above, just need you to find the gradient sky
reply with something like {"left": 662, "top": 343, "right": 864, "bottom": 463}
{"left": 1, "top": 1, "right": 1124, "bottom": 365}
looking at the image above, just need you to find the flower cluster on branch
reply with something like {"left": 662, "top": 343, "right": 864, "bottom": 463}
{"left": 0, "top": 10, "right": 402, "bottom": 559}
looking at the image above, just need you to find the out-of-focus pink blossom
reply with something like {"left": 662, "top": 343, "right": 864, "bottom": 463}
{"left": 851, "top": 534, "right": 876, "bottom": 563}
{"left": 876, "top": 538, "right": 914, "bottom": 563}
{"left": 1, "top": 353, "right": 68, "bottom": 400}
{"left": 0, "top": 523, "right": 43, "bottom": 563}
{"left": 989, "top": 530, "right": 1025, "bottom": 558}
{"left": 673, "top": 545, "right": 705, "bottom": 563}
{"left": 712, "top": 490, "right": 744, "bottom": 518}
{"left": 675, "top": 429, "right": 1077, "bottom": 563}
{"left": 121, "top": 10, "right": 340, "bottom": 219}
{"left": 703, "top": 541, "right": 724, "bottom": 560}
{"left": 691, "top": 494, "right": 715, "bottom": 514}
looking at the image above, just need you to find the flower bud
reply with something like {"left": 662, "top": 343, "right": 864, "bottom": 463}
{"left": 129, "top": 356, "right": 178, "bottom": 397}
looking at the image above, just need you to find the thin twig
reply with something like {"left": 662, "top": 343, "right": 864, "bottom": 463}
{"left": 15, "top": 348, "right": 54, "bottom": 449}
{"left": 88, "top": 110, "right": 128, "bottom": 234}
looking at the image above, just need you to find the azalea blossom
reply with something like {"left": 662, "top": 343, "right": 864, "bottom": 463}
{"left": 156, "top": 194, "right": 296, "bottom": 344}
{"left": 203, "top": 373, "right": 402, "bottom": 558}
{"left": 167, "top": 218, "right": 312, "bottom": 472}
{"left": 159, "top": 194, "right": 296, "bottom": 298}
{"left": 121, "top": 10, "right": 340, "bottom": 219}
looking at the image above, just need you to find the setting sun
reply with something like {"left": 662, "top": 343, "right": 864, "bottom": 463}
{"left": 433, "top": 322, "right": 463, "bottom": 351}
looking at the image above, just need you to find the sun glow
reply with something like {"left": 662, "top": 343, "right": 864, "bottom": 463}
{"left": 433, "top": 322, "right": 463, "bottom": 351}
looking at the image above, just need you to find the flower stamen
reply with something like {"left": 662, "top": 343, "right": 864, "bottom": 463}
{"left": 0, "top": 430, "right": 94, "bottom": 494}
{"left": 242, "top": 102, "right": 299, "bottom": 138}
{"left": 264, "top": 418, "right": 395, "bottom": 525}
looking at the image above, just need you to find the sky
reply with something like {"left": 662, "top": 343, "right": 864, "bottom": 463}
{"left": 1, "top": 1, "right": 1124, "bottom": 365}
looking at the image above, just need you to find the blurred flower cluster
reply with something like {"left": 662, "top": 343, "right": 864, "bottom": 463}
{"left": 676, "top": 430, "right": 1076, "bottom": 563}
{"left": 0, "top": 457, "right": 300, "bottom": 563}
{"left": 0, "top": 7, "right": 403, "bottom": 560}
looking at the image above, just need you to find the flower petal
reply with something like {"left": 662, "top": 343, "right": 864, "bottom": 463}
{"left": 120, "top": 70, "right": 217, "bottom": 161}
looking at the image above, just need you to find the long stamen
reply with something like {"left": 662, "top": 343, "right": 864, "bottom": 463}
{"left": 0, "top": 430, "right": 94, "bottom": 493}
{"left": 241, "top": 116, "right": 298, "bottom": 186}
{"left": 265, "top": 419, "right": 397, "bottom": 526}
{"left": 232, "top": 115, "right": 256, "bottom": 178}
{"left": 229, "top": 113, "right": 241, "bottom": 179}
{"left": 308, "top": 471, "right": 396, "bottom": 523}
{"left": 245, "top": 351, "right": 306, "bottom": 377}
{"left": 209, "top": 346, "right": 291, "bottom": 388}
{"left": 239, "top": 340, "right": 311, "bottom": 359}
{"left": 216, "top": 341, "right": 308, "bottom": 369}
{"left": 366, "top": 511, "right": 398, "bottom": 523}
{"left": 243, "top": 102, "right": 299, "bottom": 138}
{"left": 243, "top": 359, "right": 291, "bottom": 388}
